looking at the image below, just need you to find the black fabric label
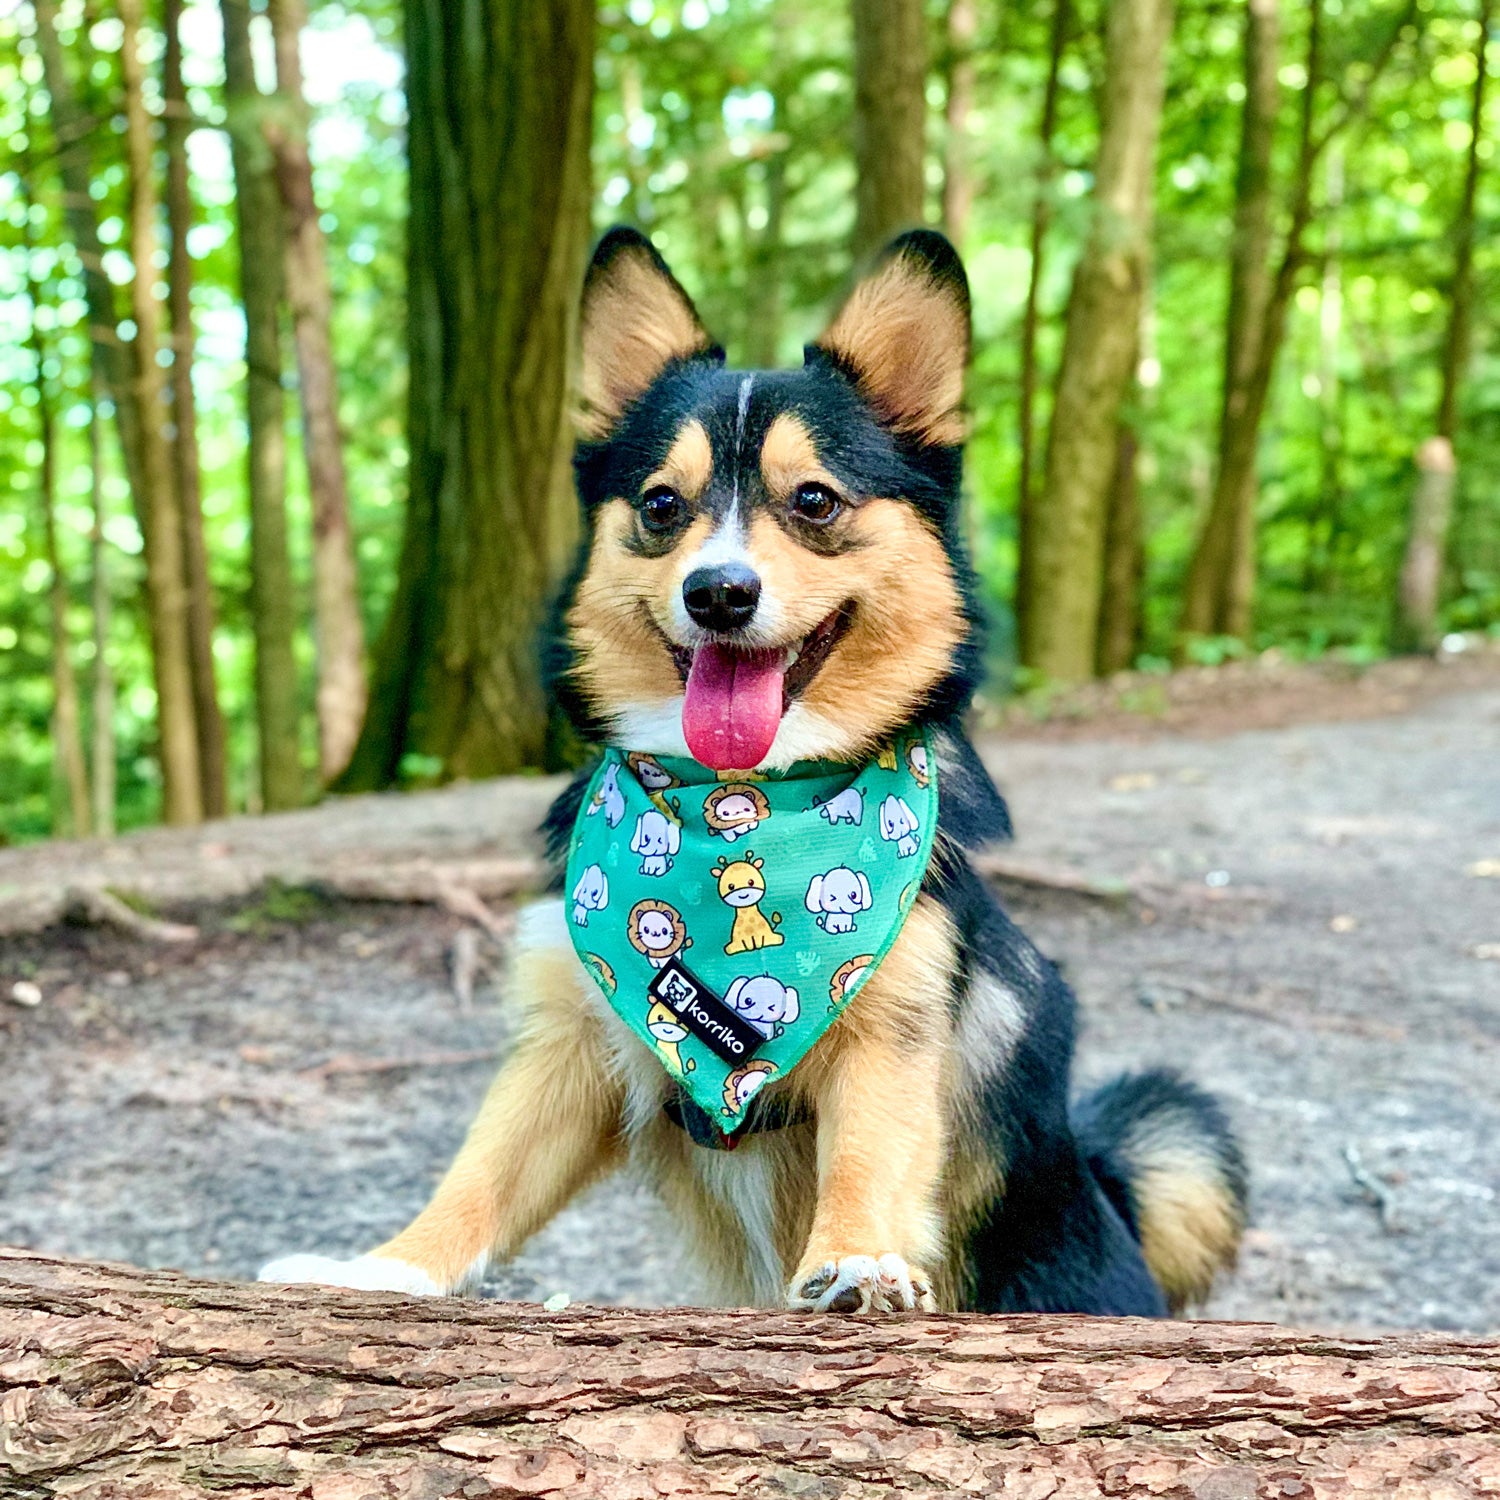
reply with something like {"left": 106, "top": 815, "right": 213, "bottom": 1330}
{"left": 647, "top": 959, "right": 763, "bottom": 1065}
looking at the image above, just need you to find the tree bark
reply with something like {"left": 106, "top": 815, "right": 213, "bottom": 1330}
{"left": 1178, "top": 0, "right": 1280, "bottom": 647}
{"left": 851, "top": 0, "right": 928, "bottom": 259}
{"left": 118, "top": 0, "right": 204, "bottom": 826}
{"left": 1394, "top": 0, "right": 1492, "bottom": 652}
{"left": 221, "top": 0, "right": 303, "bottom": 813}
{"left": 1096, "top": 424, "right": 1143, "bottom": 676}
{"left": 1014, "top": 0, "right": 1071, "bottom": 667}
{"left": 1021, "top": 0, "right": 1173, "bottom": 683}
{"left": 23, "top": 230, "right": 91, "bottom": 839}
{"left": 338, "top": 0, "right": 593, "bottom": 791}
{"left": 163, "top": 0, "right": 230, "bottom": 819}
{"left": 941, "top": 0, "right": 978, "bottom": 247}
{"left": 265, "top": 0, "right": 369, "bottom": 786}
{"left": 89, "top": 387, "right": 116, "bottom": 841}
{"left": 3, "top": 1250, "right": 1499, "bottom": 1497}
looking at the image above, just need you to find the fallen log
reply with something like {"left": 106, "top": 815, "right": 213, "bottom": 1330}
{"left": 1, "top": 1249, "right": 1496, "bottom": 1498}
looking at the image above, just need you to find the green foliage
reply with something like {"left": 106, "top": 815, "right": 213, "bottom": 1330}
{"left": 2, "top": 0, "right": 1498, "bottom": 843}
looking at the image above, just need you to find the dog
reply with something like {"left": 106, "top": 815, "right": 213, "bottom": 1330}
{"left": 261, "top": 227, "right": 1246, "bottom": 1314}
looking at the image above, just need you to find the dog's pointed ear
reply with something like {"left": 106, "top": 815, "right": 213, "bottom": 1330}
{"left": 579, "top": 227, "right": 715, "bottom": 439}
{"left": 810, "top": 229, "right": 970, "bottom": 447}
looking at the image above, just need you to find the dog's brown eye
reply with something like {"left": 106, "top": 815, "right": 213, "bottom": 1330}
{"left": 639, "top": 485, "right": 686, "bottom": 533}
{"left": 791, "top": 483, "right": 841, "bottom": 525}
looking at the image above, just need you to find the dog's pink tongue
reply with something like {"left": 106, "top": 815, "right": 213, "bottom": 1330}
{"left": 683, "top": 643, "right": 786, "bottom": 770}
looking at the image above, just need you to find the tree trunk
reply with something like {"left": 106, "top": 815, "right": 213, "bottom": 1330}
{"left": 1394, "top": 0, "right": 1492, "bottom": 652}
{"left": 338, "top": 0, "right": 594, "bottom": 791}
{"left": 851, "top": 0, "right": 928, "bottom": 259}
{"left": 89, "top": 388, "right": 116, "bottom": 840}
{"left": 119, "top": 0, "right": 204, "bottom": 826}
{"left": 941, "top": 0, "right": 979, "bottom": 247}
{"left": 163, "top": 0, "right": 229, "bottom": 819}
{"left": 3, "top": 1250, "right": 1499, "bottom": 1497}
{"left": 23, "top": 237, "right": 91, "bottom": 839}
{"left": 221, "top": 0, "right": 303, "bottom": 813}
{"left": 1020, "top": 0, "right": 1173, "bottom": 683}
{"left": 1014, "top": 0, "right": 1070, "bottom": 667}
{"left": 31, "top": 0, "right": 147, "bottom": 521}
{"left": 265, "top": 0, "right": 369, "bottom": 786}
{"left": 1178, "top": 0, "right": 1280, "bottom": 646}
{"left": 1096, "top": 424, "right": 1143, "bottom": 676}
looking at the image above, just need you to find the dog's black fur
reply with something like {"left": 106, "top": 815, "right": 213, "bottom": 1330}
{"left": 540, "top": 227, "right": 1246, "bottom": 1316}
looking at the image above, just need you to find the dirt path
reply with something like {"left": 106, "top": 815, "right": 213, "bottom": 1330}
{"left": 3, "top": 674, "right": 1497, "bottom": 1332}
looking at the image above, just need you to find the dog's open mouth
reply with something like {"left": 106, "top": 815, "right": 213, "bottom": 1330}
{"left": 661, "top": 605, "right": 853, "bottom": 770}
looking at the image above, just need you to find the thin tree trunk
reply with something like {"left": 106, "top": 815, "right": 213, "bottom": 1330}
{"left": 23, "top": 227, "right": 91, "bottom": 838}
{"left": 1179, "top": 0, "right": 1280, "bottom": 646}
{"left": 31, "top": 0, "right": 147, "bottom": 518}
{"left": 89, "top": 386, "right": 116, "bottom": 840}
{"left": 1020, "top": 0, "right": 1173, "bottom": 683}
{"left": 265, "top": 0, "right": 369, "bottom": 786}
{"left": 1394, "top": 0, "right": 1492, "bottom": 652}
{"left": 338, "top": 0, "right": 594, "bottom": 791}
{"left": 1014, "top": 0, "right": 1070, "bottom": 666}
{"left": 163, "top": 0, "right": 229, "bottom": 818}
{"left": 745, "top": 97, "right": 789, "bottom": 369}
{"left": 1308, "top": 145, "right": 1345, "bottom": 592}
{"left": 1096, "top": 424, "right": 1143, "bottom": 677}
{"left": 941, "top": 0, "right": 979, "bottom": 247}
{"left": 851, "top": 0, "right": 928, "bottom": 259}
{"left": 221, "top": 0, "right": 303, "bottom": 812}
{"left": 119, "top": 0, "right": 203, "bottom": 825}
{"left": 1182, "top": 0, "right": 1418, "bottom": 647}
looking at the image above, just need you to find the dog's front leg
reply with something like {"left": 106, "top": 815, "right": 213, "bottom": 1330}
{"left": 261, "top": 917, "right": 625, "bottom": 1296}
{"left": 786, "top": 900, "right": 952, "bottom": 1314}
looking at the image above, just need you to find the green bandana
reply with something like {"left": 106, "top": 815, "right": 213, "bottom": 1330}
{"left": 564, "top": 729, "right": 938, "bottom": 1137}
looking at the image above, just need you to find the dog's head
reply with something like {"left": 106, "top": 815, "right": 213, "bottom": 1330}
{"left": 556, "top": 226, "right": 982, "bottom": 771}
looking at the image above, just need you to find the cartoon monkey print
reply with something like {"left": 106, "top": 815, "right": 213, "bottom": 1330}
{"left": 722, "top": 1059, "right": 777, "bottom": 1117}
{"left": 702, "top": 783, "right": 770, "bottom": 843}
{"left": 627, "top": 899, "right": 692, "bottom": 970}
{"left": 712, "top": 852, "right": 784, "bottom": 955}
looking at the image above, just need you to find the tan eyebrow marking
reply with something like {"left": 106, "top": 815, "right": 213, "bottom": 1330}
{"left": 760, "top": 412, "right": 842, "bottom": 501}
{"left": 645, "top": 418, "right": 713, "bottom": 500}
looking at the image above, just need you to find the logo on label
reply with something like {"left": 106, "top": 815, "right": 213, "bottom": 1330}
{"left": 647, "top": 959, "right": 763, "bottom": 1065}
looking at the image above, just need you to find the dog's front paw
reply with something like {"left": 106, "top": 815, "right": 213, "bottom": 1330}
{"left": 257, "top": 1252, "right": 444, "bottom": 1296}
{"left": 787, "top": 1252, "right": 935, "bottom": 1313}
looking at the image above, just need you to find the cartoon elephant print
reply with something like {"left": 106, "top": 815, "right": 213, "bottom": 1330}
{"left": 805, "top": 866, "right": 873, "bottom": 934}
{"left": 631, "top": 808, "right": 681, "bottom": 875}
{"left": 588, "top": 761, "right": 626, "bottom": 828}
{"left": 724, "top": 975, "right": 801, "bottom": 1039}
{"left": 878, "top": 794, "right": 922, "bottom": 858}
{"left": 571, "top": 864, "right": 609, "bottom": 926}
{"left": 814, "top": 785, "right": 864, "bottom": 826}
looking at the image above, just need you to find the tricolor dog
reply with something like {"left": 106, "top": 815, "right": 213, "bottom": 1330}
{"left": 262, "top": 228, "right": 1246, "bottom": 1315}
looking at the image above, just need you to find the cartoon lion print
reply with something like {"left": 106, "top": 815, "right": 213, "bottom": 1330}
{"left": 627, "top": 899, "right": 692, "bottom": 970}
{"left": 702, "top": 783, "right": 771, "bottom": 843}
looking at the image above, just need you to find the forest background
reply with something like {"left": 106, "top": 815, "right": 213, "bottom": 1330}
{"left": 3, "top": 0, "right": 1498, "bottom": 844}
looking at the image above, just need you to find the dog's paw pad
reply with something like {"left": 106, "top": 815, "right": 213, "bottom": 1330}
{"left": 257, "top": 1253, "right": 443, "bottom": 1296}
{"left": 788, "top": 1252, "right": 933, "bottom": 1314}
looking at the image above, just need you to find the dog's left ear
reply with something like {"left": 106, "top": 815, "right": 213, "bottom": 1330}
{"left": 578, "top": 227, "right": 716, "bottom": 439}
{"left": 811, "top": 229, "right": 970, "bottom": 447}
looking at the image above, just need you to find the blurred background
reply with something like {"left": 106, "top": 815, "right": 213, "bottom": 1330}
{"left": 2, "top": 0, "right": 1499, "bottom": 841}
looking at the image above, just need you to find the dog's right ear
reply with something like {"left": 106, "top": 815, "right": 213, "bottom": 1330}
{"left": 578, "top": 227, "right": 715, "bottom": 439}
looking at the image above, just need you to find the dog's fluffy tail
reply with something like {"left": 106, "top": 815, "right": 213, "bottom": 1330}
{"left": 1073, "top": 1070, "right": 1248, "bottom": 1314}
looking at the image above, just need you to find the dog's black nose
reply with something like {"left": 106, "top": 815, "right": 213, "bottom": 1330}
{"left": 683, "top": 563, "right": 761, "bottom": 633}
